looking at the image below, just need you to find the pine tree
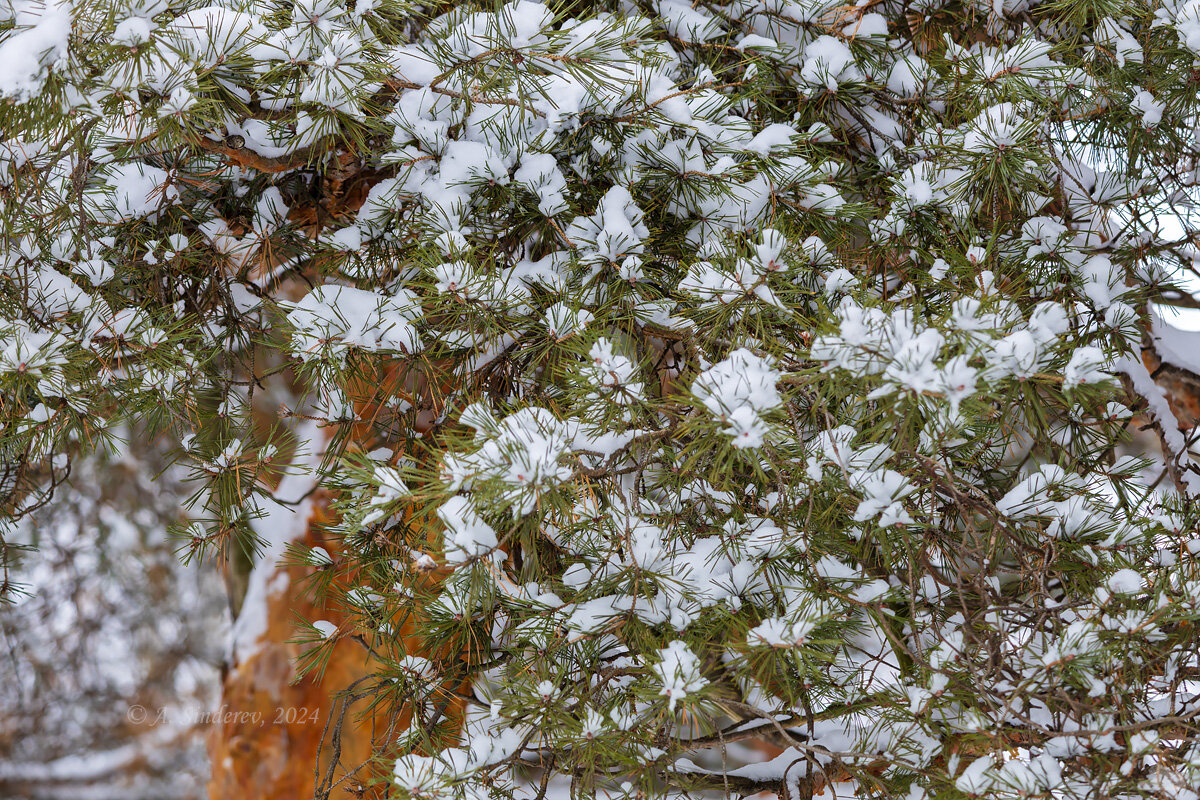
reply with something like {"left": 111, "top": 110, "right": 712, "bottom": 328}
{"left": 4, "top": 0, "right": 1200, "bottom": 797}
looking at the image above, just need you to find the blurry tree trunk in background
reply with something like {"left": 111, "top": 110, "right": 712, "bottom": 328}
{"left": 1143, "top": 317, "right": 1200, "bottom": 428}
{"left": 204, "top": 321, "right": 449, "bottom": 800}
{"left": 207, "top": 489, "right": 388, "bottom": 800}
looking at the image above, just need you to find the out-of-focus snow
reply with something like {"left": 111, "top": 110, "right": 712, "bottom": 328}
{"left": 0, "top": 432, "right": 225, "bottom": 800}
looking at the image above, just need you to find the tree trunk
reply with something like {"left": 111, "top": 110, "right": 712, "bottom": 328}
{"left": 207, "top": 426, "right": 388, "bottom": 800}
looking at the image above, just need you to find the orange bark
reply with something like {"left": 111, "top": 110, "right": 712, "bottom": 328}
{"left": 1142, "top": 348, "right": 1200, "bottom": 429}
{"left": 207, "top": 152, "right": 415, "bottom": 800}
{"left": 207, "top": 493, "right": 390, "bottom": 800}
{"left": 207, "top": 349, "right": 464, "bottom": 800}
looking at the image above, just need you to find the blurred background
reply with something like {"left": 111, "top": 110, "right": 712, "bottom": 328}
{"left": 0, "top": 429, "right": 226, "bottom": 800}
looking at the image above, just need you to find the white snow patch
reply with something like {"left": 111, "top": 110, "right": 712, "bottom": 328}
{"left": 228, "top": 421, "right": 326, "bottom": 664}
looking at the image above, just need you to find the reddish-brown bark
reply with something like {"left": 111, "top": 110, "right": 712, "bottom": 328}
{"left": 207, "top": 494, "right": 391, "bottom": 800}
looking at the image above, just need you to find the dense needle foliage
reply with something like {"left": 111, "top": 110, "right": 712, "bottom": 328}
{"left": 4, "top": 0, "right": 1200, "bottom": 796}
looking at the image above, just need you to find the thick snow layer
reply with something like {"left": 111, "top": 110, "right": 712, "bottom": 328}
{"left": 164, "top": 5, "right": 269, "bottom": 69}
{"left": 93, "top": 163, "right": 180, "bottom": 222}
{"left": 1150, "top": 313, "right": 1200, "bottom": 375}
{"left": 0, "top": 0, "right": 71, "bottom": 99}
{"left": 286, "top": 284, "right": 422, "bottom": 358}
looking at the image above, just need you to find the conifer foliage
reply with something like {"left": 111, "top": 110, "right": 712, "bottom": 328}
{"left": 5, "top": 0, "right": 1200, "bottom": 795}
